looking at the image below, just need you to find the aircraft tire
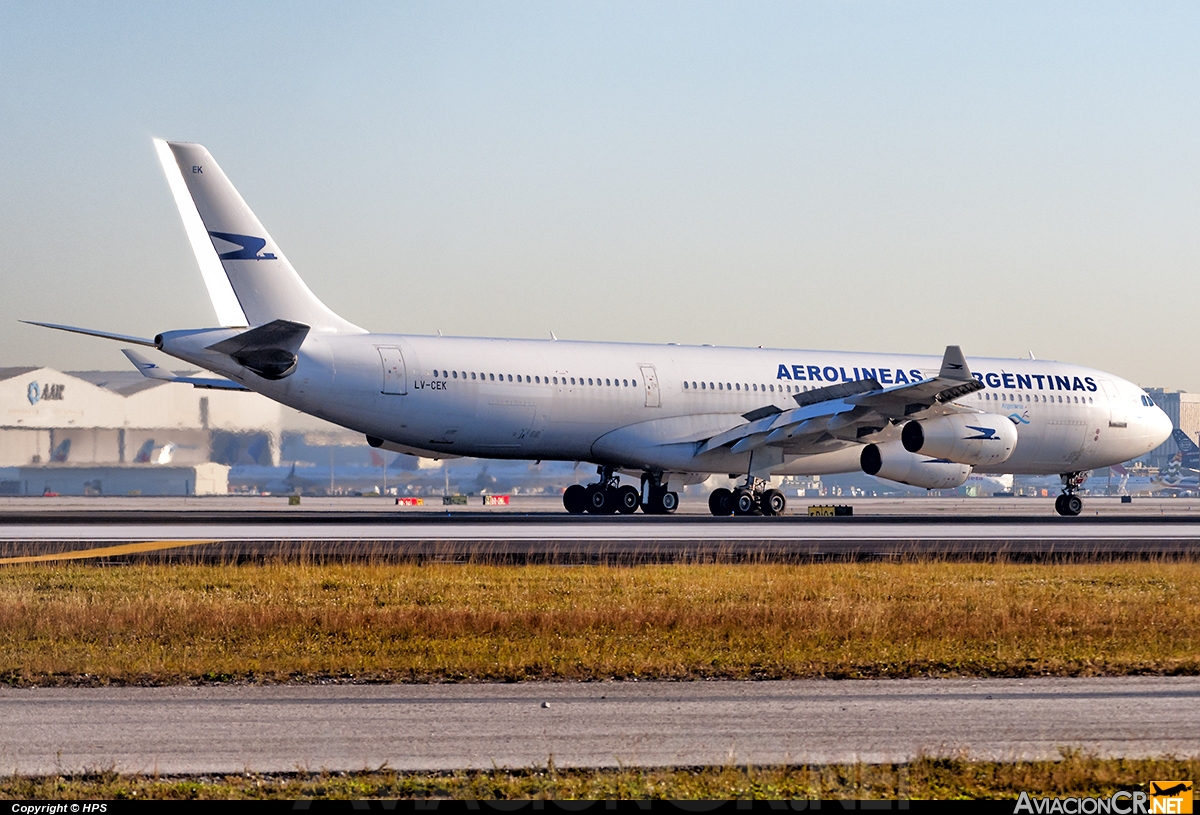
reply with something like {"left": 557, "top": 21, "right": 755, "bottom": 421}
{"left": 733, "top": 489, "right": 758, "bottom": 515}
{"left": 1065, "top": 495, "right": 1083, "bottom": 516}
{"left": 586, "top": 485, "right": 613, "bottom": 514}
{"left": 1054, "top": 494, "right": 1068, "bottom": 516}
{"left": 660, "top": 491, "right": 679, "bottom": 514}
{"left": 563, "top": 484, "right": 587, "bottom": 514}
{"left": 616, "top": 485, "right": 641, "bottom": 514}
{"left": 708, "top": 488, "right": 733, "bottom": 516}
{"left": 760, "top": 488, "right": 786, "bottom": 516}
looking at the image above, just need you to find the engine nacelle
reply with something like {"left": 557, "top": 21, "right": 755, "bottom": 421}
{"left": 861, "top": 441, "right": 972, "bottom": 490}
{"left": 901, "top": 413, "right": 1018, "bottom": 467}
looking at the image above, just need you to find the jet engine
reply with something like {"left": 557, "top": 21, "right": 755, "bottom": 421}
{"left": 901, "top": 413, "right": 1017, "bottom": 468}
{"left": 860, "top": 441, "right": 972, "bottom": 490}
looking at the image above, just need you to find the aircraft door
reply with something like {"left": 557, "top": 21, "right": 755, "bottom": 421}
{"left": 639, "top": 364, "right": 661, "bottom": 408}
{"left": 378, "top": 346, "right": 406, "bottom": 395}
{"left": 1098, "top": 379, "right": 1126, "bottom": 427}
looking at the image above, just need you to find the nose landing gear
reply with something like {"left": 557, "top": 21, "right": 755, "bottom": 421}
{"left": 708, "top": 478, "right": 787, "bottom": 517}
{"left": 1054, "top": 471, "right": 1090, "bottom": 517}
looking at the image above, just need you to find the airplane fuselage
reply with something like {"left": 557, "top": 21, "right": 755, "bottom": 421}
{"left": 159, "top": 329, "right": 1169, "bottom": 480}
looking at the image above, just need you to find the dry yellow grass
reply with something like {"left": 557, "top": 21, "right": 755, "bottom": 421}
{"left": 0, "top": 561, "right": 1197, "bottom": 684}
{"left": 6, "top": 754, "right": 1200, "bottom": 799}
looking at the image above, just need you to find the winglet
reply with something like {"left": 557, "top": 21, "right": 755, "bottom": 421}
{"left": 938, "top": 345, "right": 973, "bottom": 381}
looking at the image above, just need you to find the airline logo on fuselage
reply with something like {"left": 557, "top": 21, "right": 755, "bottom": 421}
{"left": 775, "top": 363, "right": 1099, "bottom": 393}
{"left": 208, "top": 231, "right": 277, "bottom": 261}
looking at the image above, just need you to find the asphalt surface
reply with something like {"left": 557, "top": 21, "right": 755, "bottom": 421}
{"left": 3, "top": 496, "right": 1199, "bottom": 562}
{"left": 1, "top": 678, "right": 1197, "bottom": 774}
{"left": 2, "top": 516, "right": 1200, "bottom": 563}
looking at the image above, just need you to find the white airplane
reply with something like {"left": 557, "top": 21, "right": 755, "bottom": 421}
{"left": 25, "top": 141, "right": 1173, "bottom": 517}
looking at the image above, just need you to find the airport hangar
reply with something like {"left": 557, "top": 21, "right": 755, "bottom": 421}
{"left": 0, "top": 365, "right": 359, "bottom": 497}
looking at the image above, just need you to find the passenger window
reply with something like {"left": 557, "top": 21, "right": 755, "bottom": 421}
{"left": 701, "top": 382, "right": 706, "bottom": 390}
{"left": 735, "top": 383, "right": 740, "bottom": 391}
{"left": 684, "top": 381, "right": 689, "bottom": 390}
{"left": 623, "top": 379, "right": 628, "bottom": 387}
{"left": 718, "top": 383, "right": 723, "bottom": 390}
{"left": 753, "top": 384, "right": 758, "bottom": 391}
{"left": 605, "top": 379, "right": 610, "bottom": 386}
{"left": 769, "top": 384, "right": 775, "bottom": 392}
{"left": 489, "top": 373, "right": 494, "bottom": 381}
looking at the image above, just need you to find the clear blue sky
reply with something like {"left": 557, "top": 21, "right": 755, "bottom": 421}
{"left": 2, "top": 2, "right": 1197, "bottom": 388}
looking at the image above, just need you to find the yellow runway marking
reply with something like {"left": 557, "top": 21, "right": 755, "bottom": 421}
{"left": 0, "top": 539, "right": 217, "bottom": 565}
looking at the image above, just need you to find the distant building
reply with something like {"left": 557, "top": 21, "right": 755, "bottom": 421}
{"left": 0, "top": 366, "right": 283, "bottom": 468}
{"left": 1143, "top": 389, "right": 1200, "bottom": 470}
{"left": 0, "top": 364, "right": 385, "bottom": 495}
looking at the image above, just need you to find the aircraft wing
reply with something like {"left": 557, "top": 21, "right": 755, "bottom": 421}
{"left": 122, "top": 349, "right": 250, "bottom": 391}
{"left": 697, "top": 345, "right": 984, "bottom": 457}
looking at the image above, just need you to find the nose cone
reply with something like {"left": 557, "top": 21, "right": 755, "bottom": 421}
{"left": 1148, "top": 406, "right": 1173, "bottom": 448}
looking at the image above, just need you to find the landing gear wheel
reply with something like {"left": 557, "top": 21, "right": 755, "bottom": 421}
{"left": 708, "top": 488, "right": 733, "bottom": 516}
{"left": 643, "top": 486, "right": 678, "bottom": 514}
{"left": 586, "top": 485, "right": 614, "bottom": 514}
{"left": 760, "top": 488, "right": 786, "bottom": 516}
{"left": 616, "top": 485, "right": 641, "bottom": 514}
{"left": 563, "top": 484, "right": 587, "bottom": 514}
{"left": 733, "top": 489, "right": 758, "bottom": 515}
{"left": 1054, "top": 493, "right": 1083, "bottom": 517}
{"left": 660, "top": 491, "right": 679, "bottom": 514}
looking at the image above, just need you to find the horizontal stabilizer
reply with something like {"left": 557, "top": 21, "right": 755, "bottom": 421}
{"left": 206, "top": 319, "right": 310, "bottom": 381}
{"left": 22, "top": 320, "right": 157, "bottom": 347}
{"left": 122, "top": 348, "right": 249, "bottom": 391}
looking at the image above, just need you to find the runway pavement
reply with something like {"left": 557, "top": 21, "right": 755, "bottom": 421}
{"left": 3, "top": 496, "right": 1199, "bottom": 562}
{"left": 2, "top": 515, "right": 1200, "bottom": 563}
{"left": 0, "top": 677, "right": 1196, "bottom": 774}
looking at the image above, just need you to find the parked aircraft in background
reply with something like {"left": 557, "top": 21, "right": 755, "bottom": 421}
{"left": 26, "top": 140, "right": 1173, "bottom": 517}
{"left": 49, "top": 439, "right": 70, "bottom": 463}
{"left": 1108, "top": 462, "right": 1199, "bottom": 496}
{"left": 132, "top": 439, "right": 178, "bottom": 464}
{"left": 1172, "top": 429, "right": 1200, "bottom": 471}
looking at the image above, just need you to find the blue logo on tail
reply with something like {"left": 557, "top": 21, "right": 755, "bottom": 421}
{"left": 208, "top": 231, "right": 277, "bottom": 261}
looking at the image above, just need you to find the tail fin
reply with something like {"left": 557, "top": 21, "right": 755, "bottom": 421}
{"left": 154, "top": 139, "right": 363, "bottom": 333}
{"left": 1172, "top": 428, "right": 1199, "bottom": 468}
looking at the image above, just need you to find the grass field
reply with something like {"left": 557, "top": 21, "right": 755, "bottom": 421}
{"left": 0, "top": 561, "right": 1198, "bottom": 683}
{"left": 4, "top": 754, "right": 1199, "bottom": 799}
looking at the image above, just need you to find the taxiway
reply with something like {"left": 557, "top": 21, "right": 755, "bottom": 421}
{"left": 0, "top": 677, "right": 1196, "bottom": 774}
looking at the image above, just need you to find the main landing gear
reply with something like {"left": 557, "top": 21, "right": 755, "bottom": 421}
{"left": 1054, "top": 471, "right": 1090, "bottom": 517}
{"left": 708, "top": 477, "right": 787, "bottom": 517}
{"left": 562, "top": 467, "right": 677, "bottom": 515}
